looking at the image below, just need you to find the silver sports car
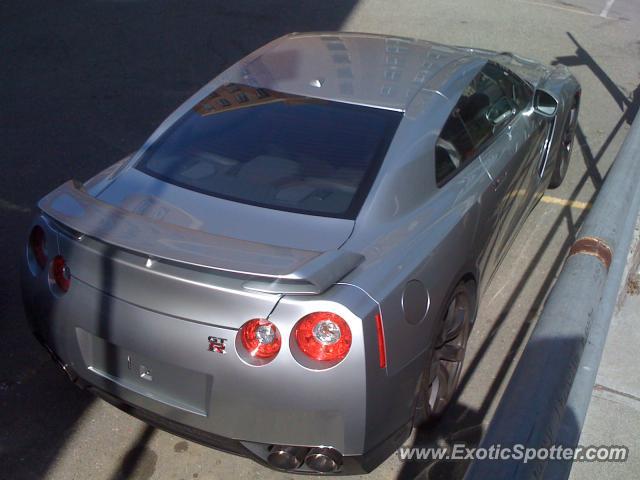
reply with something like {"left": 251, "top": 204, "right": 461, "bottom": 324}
{"left": 21, "top": 32, "right": 580, "bottom": 474}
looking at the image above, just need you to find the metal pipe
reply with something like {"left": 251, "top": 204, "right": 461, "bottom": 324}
{"left": 464, "top": 115, "right": 640, "bottom": 480}
{"left": 544, "top": 166, "right": 640, "bottom": 479}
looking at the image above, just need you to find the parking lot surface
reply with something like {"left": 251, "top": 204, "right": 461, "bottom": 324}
{"left": 2, "top": 1, "right": 639, "bottom": 479}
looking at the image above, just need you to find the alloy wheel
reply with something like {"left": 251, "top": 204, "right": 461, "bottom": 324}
{"left": 424, "top": 288, "right": 472, "bottom": 418}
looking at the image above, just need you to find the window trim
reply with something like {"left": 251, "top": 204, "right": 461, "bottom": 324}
{"left": 434, "top": 61, "right": 533, "bottom": 188}
{"left": 135, "top": 93, "right": 403, "bottom": 220}
{"left": 500, "top": 64, "right": 535, "bottom": 110}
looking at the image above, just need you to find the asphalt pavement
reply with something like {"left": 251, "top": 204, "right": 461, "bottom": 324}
{"left": 1, "top": 1, "right": 639, "bottom": 479}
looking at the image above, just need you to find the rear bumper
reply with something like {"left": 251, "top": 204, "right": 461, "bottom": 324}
{"left": 28, "top": 330, "right": 410, "bottom": 475}
{"left": 90, "top": 385, "right": 410, "bottom": 475}
{"left": 20, "top": 216, "right": 414, "bottom": 474}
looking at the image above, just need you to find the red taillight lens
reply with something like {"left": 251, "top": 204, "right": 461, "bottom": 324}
{"left": 239, "top": 318, "right": 281, "bottom": 359}
{"left": 294, "top": 312, "right": 352, "bottom": 362}
{"left": 51, "top": 255, "right": 71, "bottom": 292}
{"left": 29, "top": 226, "right": 47, "bottom": 269}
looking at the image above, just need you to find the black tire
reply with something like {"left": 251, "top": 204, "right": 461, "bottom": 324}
{"left": 548, "top": 103, "right": 578, "bottom": 189}
{"left": 414, "top": 280, "right": 477, "bottom": 426}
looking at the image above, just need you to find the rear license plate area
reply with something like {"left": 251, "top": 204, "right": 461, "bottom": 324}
{"left": 76, "top": 328, "right": 211, "bottom": 416}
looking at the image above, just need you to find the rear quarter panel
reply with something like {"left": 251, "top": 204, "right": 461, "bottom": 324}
{"left": 340, "top": 92, "right": 493, "bottom": 448}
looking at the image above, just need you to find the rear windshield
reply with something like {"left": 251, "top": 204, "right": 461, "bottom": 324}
{"left": 136, "top": 84, "right": 402, "bottom": 219}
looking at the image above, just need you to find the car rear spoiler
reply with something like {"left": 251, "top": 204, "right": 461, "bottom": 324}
{"left": 38, "top": 181, "right": 363, "bottom": 295}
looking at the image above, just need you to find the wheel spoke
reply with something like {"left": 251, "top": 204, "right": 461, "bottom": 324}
{"left": 437, "top": 343, "right": 465, "bottom": 362}
{"left": 440, "top": 296, "right": 467, "bottom": 344}
{"left": 435, "top": 362, "right": 452, "bottom": 406}
{"left": 428, "top": 354, "right": 440, "bottom": 383}
{"left": 421, "top": 286, "right": 474, "bottom": 419}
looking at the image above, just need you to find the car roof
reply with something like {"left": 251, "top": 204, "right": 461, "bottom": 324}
{"left": 226, "top": 32, "right": 480, "bottom": 111}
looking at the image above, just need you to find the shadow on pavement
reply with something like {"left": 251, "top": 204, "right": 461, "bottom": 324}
{"left": 1, "top": 1, "right": 358, "bottom": 478}
{"left": 110, "top": 426, "right": 157, "bottom": 480}
{"left": 553, "top": 31, "right": 640, "bottom": 190}
{"left": 553, "top": 32, "right": 636, "bottom": 122}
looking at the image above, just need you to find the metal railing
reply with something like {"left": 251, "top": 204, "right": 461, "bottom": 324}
{"left": 463, "top": 115, "right": 640, "bottom": 480}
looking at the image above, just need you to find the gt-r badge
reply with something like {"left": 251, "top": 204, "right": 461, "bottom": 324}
{"left": 208, "top": 336, "right": 227, "bottom": 354}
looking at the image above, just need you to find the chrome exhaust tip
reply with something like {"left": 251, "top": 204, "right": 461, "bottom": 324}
{"left": 267, "top": 445, "right": 309, "bottom": 470}
{"left": 305, "top": 447, "right": 343, "bottom": 473}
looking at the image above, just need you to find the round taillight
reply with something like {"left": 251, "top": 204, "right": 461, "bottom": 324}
{"left": 294, "top": 312, "right": 352, "bottom": 362}
{"left": 51, "top": 255, "right": 71, "bottom": 293}
{"left": 239, "top": 318, "right": 281, "bottom": 359}
{"left": 29, "top": 226, "right": 47, "bottom": 269}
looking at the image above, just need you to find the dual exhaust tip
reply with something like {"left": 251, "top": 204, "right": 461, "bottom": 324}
{"left": 268, "top": 445, "right": 342, "bottom": 473}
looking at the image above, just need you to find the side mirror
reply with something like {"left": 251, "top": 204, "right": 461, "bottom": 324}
{"left": 534, "top": 89, "right": 559, "bottom": 117}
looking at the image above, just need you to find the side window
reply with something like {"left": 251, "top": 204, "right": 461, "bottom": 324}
{"left": 460, "top": 63, "right": 515, "bottom": 148}
{"left": 435, "top": 113, "right": 471, "bottom": 184}
{"left": 494, "top": 67, "right": 533, "bottom": 110}
{"left": 435, "top": 62, "right": 529, "bottom": 185}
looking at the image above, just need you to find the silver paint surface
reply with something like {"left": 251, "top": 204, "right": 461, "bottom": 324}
{"left": 21, "top": 32, "right": 580, "bottom": 469}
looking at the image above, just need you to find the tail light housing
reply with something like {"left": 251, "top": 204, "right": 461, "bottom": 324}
{"left": 238, "top": 318, "right": 281, "bottom": 360}
{"left": 50, "top": 255, "right": 71, "bottom": 293}
{"left": 29, "top": 225, "right": 47, "bottom": 270}
{"left": 294, "top": 312, "right": 352, "bottom": 362}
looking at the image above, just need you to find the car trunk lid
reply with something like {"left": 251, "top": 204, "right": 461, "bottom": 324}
{"left": 39, "top": 179, "right": 363, "bottom": 301}
{"left": 95, "top": 167, "right": 354, "bottom": 253}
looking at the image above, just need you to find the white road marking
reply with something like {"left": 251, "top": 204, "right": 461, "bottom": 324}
{"left": 600, "top": 0, "right": 616, "bottom": 18}
{"left": 515, "top": 0, "right": 602, "bottom": 18}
